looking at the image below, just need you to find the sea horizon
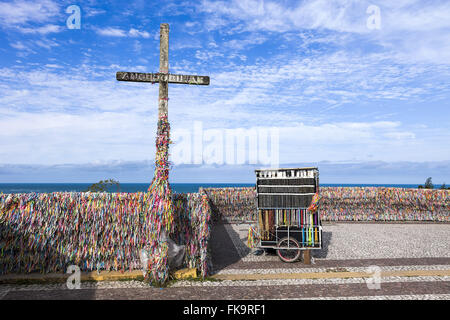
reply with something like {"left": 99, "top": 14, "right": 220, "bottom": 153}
{"left": 0, "top": 182, "right": 424, "bottom": 194}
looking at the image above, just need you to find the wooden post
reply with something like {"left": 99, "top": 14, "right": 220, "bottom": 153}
{"left": 158, "top": 23, "right": 169, "bottom": 118}
{"left": 303, "top": 249, "right": 311, "bottom": 265}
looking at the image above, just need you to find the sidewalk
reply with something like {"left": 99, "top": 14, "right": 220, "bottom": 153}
{"left": 1, "top": 222, "right": 449, "bottom": 299}
{"left": 0, "top": 270, "right": 143, "bottom": 284}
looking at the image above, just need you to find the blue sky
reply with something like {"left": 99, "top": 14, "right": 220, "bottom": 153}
{"left": 0, "top": 0, "right": 449, "bottom": 184}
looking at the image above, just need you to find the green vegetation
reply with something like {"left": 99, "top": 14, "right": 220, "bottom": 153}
{"left": 84, "top": 179, "right": 121, "bottom": 192}
{"left": 418, "top": 177, "right": 433, "bottom": 189}
{"left": 418, "top": 177, "right": 449, "bottom": 190}
{"left": 439, "top": 183, "right": 449, "bottom": 190}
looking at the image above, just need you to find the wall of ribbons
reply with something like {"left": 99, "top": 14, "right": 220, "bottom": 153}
{"left": 202, "top": 187, "right": 448, "bottom": 223}
{"left": 319, "top": 187, "right": 449, "bottom": 221}
{"left": 0, "top": 186, "right": 447, "bottom": 276}
{"left": 172, "top": 193, "right": 212, "bottom": 277}
{"left": 203, "top": 187, "right": 257, "bottom": 223}
{"left": 0, "top": 192, "right": 212, "bottom": 277}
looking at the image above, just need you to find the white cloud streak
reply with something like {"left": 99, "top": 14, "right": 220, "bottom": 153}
{"left": 16, "top": 24, "right": 63, "bottom": 34}
{"left": 198, "top": 0, "right": 450, "bottom": 63}
{"left": 96, "top": 27, "right": 151, "bottom": 38}
{"left": 0, "top": 0, "right": 60, "bottom": 25}
{"left": 1, "top": 0, "right": 449, "bottom": 173}
{"left": 0, "top": 63, "right": 448, "bottom": 165}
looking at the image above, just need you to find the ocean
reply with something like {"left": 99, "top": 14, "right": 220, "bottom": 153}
{"left": 0, "top": 183, "right": 421, "bottom": 194}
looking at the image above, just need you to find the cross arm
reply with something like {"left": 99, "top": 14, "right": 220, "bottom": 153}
{"left": 116, "top": 72, "right": 210, "bottom": 85}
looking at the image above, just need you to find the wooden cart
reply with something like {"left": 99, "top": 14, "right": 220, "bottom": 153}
{"left": 255, "top": 167, "right": 322, "bottom": 263}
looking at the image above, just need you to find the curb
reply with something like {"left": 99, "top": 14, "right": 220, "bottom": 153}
{"left": 0, "top": 268, "right": 199, "bottom": 285}
{"left": 0, "top": 270, "right": 144, "bottom": 284}
{"left": 210, "top": 269, "right": 450, "bottom": 281}
{"left": 1, "top": 269, "right": 448, "bottom": 284}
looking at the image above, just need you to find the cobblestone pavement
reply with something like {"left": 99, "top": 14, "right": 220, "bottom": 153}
{"left": 1, "top": 223, "right": 449, "bottom": 300}
{"left": 2, "top": 281, "right": 449, "bottom": 300}
{"left": 223, "top": 223, "right": 450, "bottom": 262}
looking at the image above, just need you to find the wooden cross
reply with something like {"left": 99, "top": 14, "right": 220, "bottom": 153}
{"left": 116, "top": 24, "right": 209, "bottom": 185}
{"left": 116, "top": 23, "right": 210, "bottom": 122}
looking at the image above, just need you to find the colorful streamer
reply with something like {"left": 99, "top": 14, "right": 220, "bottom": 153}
{"left": 0, "top": 191, "right": 212, "bottom": 279}
{"left": 203, "top": 187, "right": 449, "bottom": 222}
{"left": 319, "top": 187, "right": 449, "bottom": 222}
{"left": 145, "top": 114, "right": 174, "bottom": 284}
{"left": 1, "top": 186, "right": 447, "bottom": 280}
{"left": 204, "top": 187, "right": 257, "bottom": 223}
{"left": 257, "top": 208, "right": 320, "bottom": 247}
{"left": 247, "top": 225, "right": 259, "bottom": 248}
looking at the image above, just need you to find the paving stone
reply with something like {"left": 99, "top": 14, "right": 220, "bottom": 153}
{"left": 3, "top": 281, "right": 449, "bottom": 300}
{"left": 1, "top": 222, "right": 449, "bottom": 300}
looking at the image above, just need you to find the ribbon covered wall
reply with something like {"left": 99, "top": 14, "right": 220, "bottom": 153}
{"left": 1, "top": 186, "right": 447, "bottom": 279}
{"left": 203, "top": 187, "right": 449, "bottom": 222}
{"left": 0, "top": 191, "right": 212, "bottom": 279}
{"left": 172, "top": 193, "right": 212, "bottom": 277}
{"left": 319, "top": 187, "right": 449, "bottom": 222}
{"left": 204, "top": 187, "right": 257, "bottom": 223}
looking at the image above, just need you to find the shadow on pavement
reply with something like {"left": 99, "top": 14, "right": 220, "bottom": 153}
{"left": 208, "top": 223, "right": 242, "bottom": 273}
{"left": 0, "top": 222, "right": 96, "bottom": 300}
{"left": 312, "top": 231, "right": 332, "bottom": 259}
{"left": 207, "top": 222, "right": 334, "bottom": 271}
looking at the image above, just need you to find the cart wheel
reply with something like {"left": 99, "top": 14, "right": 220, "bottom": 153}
{"left": 276, "top": 237, "right": 301, "bottom": 263}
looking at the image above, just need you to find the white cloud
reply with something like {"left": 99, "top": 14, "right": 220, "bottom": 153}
{"left": 1, "top": 0, "right": 450, "bottom": 166}
{"left": 384, "top": 131, "right": 415, "bottom": 139}
{"left": 1, "top": 160, "right": 449, "bottom": 184}
{"left": 381, "top": 1, "right": 450, "bottom": 32}
{"left": 0, "top": 110, "right": 156, "bottom": 164}
{"left": 33, "top": 38, "right": 59, "bottom": 49}
{"left": 0, "top": 61, "right": 448, "bottom": 166}
{"left": 9, "top": 40, "right": 38, "bottom": 56}
{"left": 277, "top": 122, "right": 448, "bottom": 163}
{"left": 208, "top": 41, "right": 219, "bottom": 48}
{"left": 0, "top": 0, "right": 60, "bottom": 25}
{"left": 9, "top": 38, "right": 61, "bottom": 56}
{"left": 84, "top": 8, "right": 106, "bottom": 18}
{"left": 224, "top": 34, "right": 267, "bottom": 50}
{"left": 195, "top": 50, "right": 223, "bottom": 61}
{"left": 0, "top": 102, "right": 442, "bottom": 166}
{"left": 199, "top": 0, "right": 450, "bottom": 34}
{"left": 133, "top": 40, "right": 142, "bottom": 54}
{"left": 96, "top": 27, "right": 151, "bottom": 38}
{"left": 204, "top": 49, "right": 450, "bottom": 113}
{"left": 128, "top": 28, "right": 150, "bottom": 38}
{"left": 10, "top": 41, "right": 27, "bottom": 50}
{"left": 16, "top": 24, "right": 62, "bottom": 34}
{"left": 198, "top": 0, "right": 450, "bottom": 63}
{"left": 172, "top": 40, "right": 203, "bottom": 50}
{"left": 96, "top": 27, "right": 127, "bottom": 37}
{"left": 185, "top": 21, "right": 199, "bottom": 28}
{"left": 44, "top": 63, "right": 63, "bottom": 68}
{"left": 199, "top": 0, "right": 369, "bottom": 33}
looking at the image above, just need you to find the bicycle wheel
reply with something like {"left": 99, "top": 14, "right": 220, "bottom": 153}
{"left": 276, "top": 237, "right": 301, "bottom": 263}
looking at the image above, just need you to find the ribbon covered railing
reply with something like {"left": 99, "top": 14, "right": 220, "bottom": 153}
{"left": 203, "top": 187, "right": 449, "bottom": 223}
{"left": 0, "top": 191, "right": 212, "bottom": 280}
{"left": 319, "top": 187, "right": 449, "bottom": 222}
{"left": 172, "top": 192, "right": 212, "bottom": 277}
{"left": 204, "top": 187, "right": 257, "bottom": 223}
